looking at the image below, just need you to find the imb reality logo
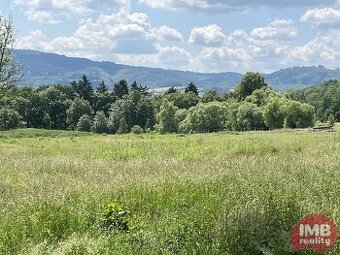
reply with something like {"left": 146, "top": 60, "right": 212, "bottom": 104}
{"left": 291, "top": 214, "right": 337, "bottom": 252}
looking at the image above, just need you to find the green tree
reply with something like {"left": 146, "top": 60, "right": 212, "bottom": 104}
{"left": 66, "top": 98, "right": 93, "bottom": 130}
{"left": 130, "top": 81, "right": 150, "bottom": 96}
{"left": 108, "top": 91, "right": 155, "bottom": 133}
{"left": 93, "top": 92, "right": 117, "bottom": 116}
{"left": 284, "top": 101, "right": 315, "bottom": 128}
{"left": 25, "top": 92, "right": 52, "bottom": 129}
{"left": 97, "top": 80, "right": 109, "bottom": 94}
{"left": 201, "top": 90, "right": 224, "bottom": 103}
{"left": 117, "top": 117, "right": 128, "bottom": 134}
{"left": 237, "top": 102, "right": 264, "bottom": 131}
{"left": 76, "top": 114, "right": 92, "bottom": 132}
{"left": 157, "top": 100, "right": 179, "bottom": 134}
{"left": 182, "top": 102, "right": 228, "bottom": 133}
{"left": 262, "top": 98, "right": 287, "bottom": 129}
{"left": 185, "top": 82, "right": 199, "bottom": 96}
{"left": 245, "top": 87, "right": 277, "bottom": 107}
{"left": 164, "top": 91, "right": 199, "bottom": 109}
{"left": 77, "top": 75, "right": 94, "bottom": 104}
{"left": 91, "top": 111, "right": 109, "bottom": 134}
{"left": 225, "top": 102, "right": 240, "bottom": 131}
{"left": 114, "top": 80, "right": 129, "bottom": 99}
{"left": 0, "top": 108, "right": 21, "bottom": 130}
{"left": 40, "top": 87, "right": 68, "bottom": 130}
{"left": 234, "top": 72, "right": 268, "bottom": 101}
{"left": 164, "top": 87, "right": 177, "bottom": 95}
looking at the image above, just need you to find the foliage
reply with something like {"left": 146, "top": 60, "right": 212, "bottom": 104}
{"left": 91, "top": 111, "right": 109, "bottom": 134}
{"left": 157, "top": 100, "right": 179, "bottom": 134}
{"left": 284, "top": 101, "right": 315, "bottom": 128}
{"left": 114, "top": 80, "right": 129, "bottom": 99}
{"left": 131, "top": 125, "right": 143, "bottom": 134}
{"left": 117, "top": 117, "right": 128, "bottom": 134}
{"left": 262, "top": 98, "right": 287, "bottom": 129}
{"left": 76, "top": 114, "right": 92, "bottom": 132}
{"left": 201, "top": 90, "right": 225, "bottom": 103}
{"left": 234, "top": 72, "right": 268, "bottom": 101}
{"left": 101, "top": 202, "right": 129, "bottom": 231}
{"left": 236, "top": 102, "right": 264, "bottom": 131}
{"left": 164, "top": 91, "right": 199, "bottom": 109}
{"left": 185, "top": 82, "right": 199, "bottom": 96}
{"left": 66, "top": 98, "right": 93, "bottom": 130}
{"left": 0, "top": 108, "right": 21, "bottom": 130}
{"left": 286, "top": 80, "right": 340, "bottom": 121}
{"left": 181, "top": 102, "right": 227, "bottom": 133}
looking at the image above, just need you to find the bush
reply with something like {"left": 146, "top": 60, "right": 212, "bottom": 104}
{"left": 91, "top": 111, "right": 109, "bottom": 134}
{"left": 100, "top": 202, "right": 129, "bottom": 231}
{"left": 0, "top": 108, "right": 21, "bottom": 131}
{"left": 131, "top": 125, "right": 143, "bottom": 134}
{"left": 76, "top": 114, "right": 92, "bottom": 132}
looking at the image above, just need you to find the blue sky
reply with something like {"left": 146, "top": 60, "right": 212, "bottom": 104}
{"left": 1, "top": 0, "right": 340, "bottom": 73}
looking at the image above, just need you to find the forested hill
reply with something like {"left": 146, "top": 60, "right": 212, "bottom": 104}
{"left": 14, "top": 49, "right": 340, "bottom": 91}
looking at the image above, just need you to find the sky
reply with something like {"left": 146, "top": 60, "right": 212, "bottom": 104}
{"left": 1, "top": 0, "right": 340, "bottom": 73}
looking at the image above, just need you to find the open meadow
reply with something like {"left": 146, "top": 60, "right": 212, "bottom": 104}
{"left": 0, "top": 128, "right": 340, "bottom": 254}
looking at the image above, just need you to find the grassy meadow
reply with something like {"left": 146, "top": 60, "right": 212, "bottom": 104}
{"left": 0, "top": 128, "right": 340, "bottom": 254}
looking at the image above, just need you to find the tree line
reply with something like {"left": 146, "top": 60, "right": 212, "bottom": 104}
{"left": 0, "top": 71, "right": 330, "bottom": 133}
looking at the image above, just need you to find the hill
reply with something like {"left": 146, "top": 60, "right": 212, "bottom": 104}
{"left": 13, "top": 49, "right": 340, "bottom": 91}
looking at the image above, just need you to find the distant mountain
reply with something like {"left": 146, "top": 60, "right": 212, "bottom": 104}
{"left": 13, "top": 49, "right": 340, "bottom": 92}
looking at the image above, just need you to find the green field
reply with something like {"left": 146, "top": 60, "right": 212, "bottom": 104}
{"left": 0, "top": 128, "right": 340, "bottom": 254}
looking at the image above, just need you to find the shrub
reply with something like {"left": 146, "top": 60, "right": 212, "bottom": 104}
{"left": 101, "top": 202, "right": 129, "bottom": 231}
{"left": 91, "top": 111, "right": 109, "bottom": 134}
{"left": 76, "top": 114, "right": 92, "bottom": 132}
{"left": 0, "top": 108, "right": 21, "bottom": 131}
{"left": 131, "top": 125, "right": 143, "bottom": 134}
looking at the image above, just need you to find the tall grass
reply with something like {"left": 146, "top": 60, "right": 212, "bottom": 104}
{"left": 0, "top": 128, "right": 339, "bottom": 254}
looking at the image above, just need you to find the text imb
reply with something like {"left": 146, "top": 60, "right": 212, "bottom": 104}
{"left": 291, "top": 214, "right": 337, "bottom": 252}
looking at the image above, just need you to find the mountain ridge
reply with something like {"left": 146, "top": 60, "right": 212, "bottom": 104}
{"left": 13, "top": 49, "right": 340, "bottom": 92}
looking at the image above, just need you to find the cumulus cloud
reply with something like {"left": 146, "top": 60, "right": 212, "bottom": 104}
{"left": 301, "top": 8, "right": 340, "bottom": 28}
{"left": 288, "top": 30, "right": 340, "bottom": 65}
{"left": 250, "top": 19, "right": 298, "bottom": 41}
{"left": 15, "top": 9, "right": 151, "bottom": 59}
{"left": 196, "top": 21, "right": 295, "bottom": 72}
{"left": 13, "top": 0, "right": 129, "bottom": 23}
{"left": 151, "top": 25, "right": 183, "bottom": 41}
{"left": 140, "top": 0, "right": 337, "bottom": 13}
{"left": 112, "top": 45, "right": 192, "bottom": 70}
{"left": 189, "top": 25, "right": 226, "bottom": 47}
{"left": 156, "top": 45, "right": 191, "bottom": 66}
{"left": 15, "top": 8, "right": 184, "bottom": 64}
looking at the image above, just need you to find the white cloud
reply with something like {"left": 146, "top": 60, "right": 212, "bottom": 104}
{"left": 196, "top": 21, "right": 295, "bottom": 72}
{"left": 189, "top": 25, "right": 226, "bottom": 47}
{"left": 156, "top": 45, "right": 191, "bottom": 66}
{"left": 152, "top": 25, "right": 183, "bottom": 41}
{"left": 112, "top": 45, "right": 191, "bottom": 70}
{"left": 250, "top": 19, "right": 298, "bottom": 41}
{"left": 13, "top": 0, "right": 129, "bottom": 24}
{"left": 15, "top": 8, "right": 185, "bottom": 63}
{"left": 288, "top": 30, "right": 340, "bottom": 65}
{"left": 301, "top": 8, "right": 340, "bottom": 28}
{"left": 140, "top": 0, "right": 337, "bottom": 13}
{"left": 15, "top": 9, "right": 152, "bottom": 59}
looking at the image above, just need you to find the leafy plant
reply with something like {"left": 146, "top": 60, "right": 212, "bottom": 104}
{"left": 101, "top": 202, "right": 129, "bottom": 231}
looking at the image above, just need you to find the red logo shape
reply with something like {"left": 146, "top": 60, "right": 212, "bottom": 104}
{"left": 291, "top": 214, "right": 337, "bottom": 252}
